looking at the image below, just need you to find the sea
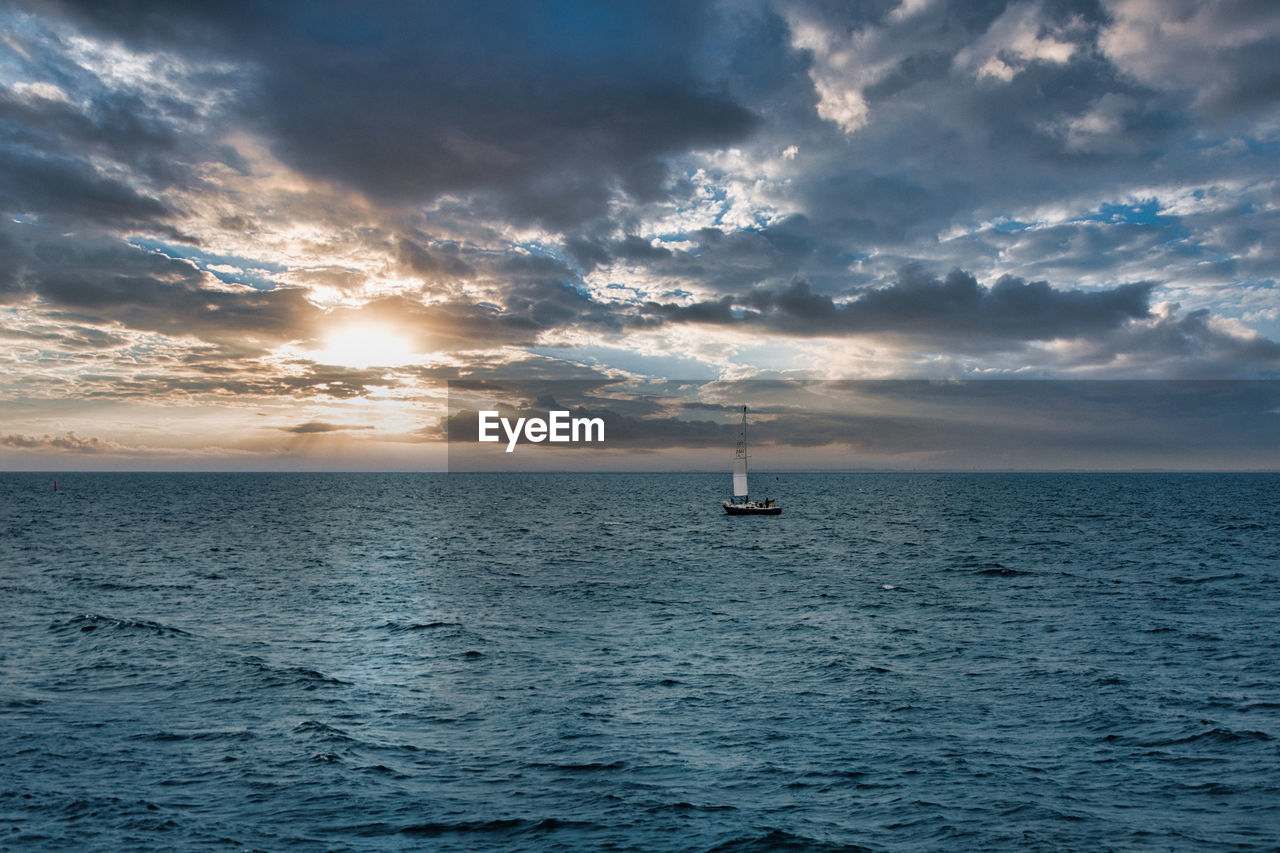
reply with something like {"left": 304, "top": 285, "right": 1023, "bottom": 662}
{"left": 1, "top": 472, "right": 1277, "bottom": 851}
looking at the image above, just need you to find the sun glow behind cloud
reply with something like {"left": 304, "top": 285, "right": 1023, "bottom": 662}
{"left": 307, "top": 324, "right": 418, "bottom": 369}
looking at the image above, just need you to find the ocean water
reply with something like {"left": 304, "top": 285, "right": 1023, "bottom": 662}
{"left": 1, "top": 472, "right": 1278, "bottom": 851}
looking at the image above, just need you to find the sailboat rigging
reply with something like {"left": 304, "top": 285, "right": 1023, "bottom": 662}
{"left": 723, "top": 406, "right": 781, "bottom": 515}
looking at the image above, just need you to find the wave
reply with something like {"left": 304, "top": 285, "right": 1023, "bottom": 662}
{"left": 1163, "top": 727, "right": 1272, "bottom": 746}
{"left": 526, "top": 760, "right": 627, "bottom": 772}
{"left": 244, "top": 657, "right": 350, "bottom": 689}
{"left": 707, "top": 828, "right": 873, "bottom": 852}
{"left": 293, "top": 720, "right": 356, "bottom": 742}
{"left": 646, "top": 801, "right": 737, "bottom": 813}
{"left": 50, "top": 614, "right": 191, "bottom": 637}
{"left": 379, "top": 620, "right": 463, "bottom": 632}
{"left": 400, "top": 817, "right": 599, "bottom": 837}
{"left": 1240, "top": 701, "right": 1280, "bottom": 711}
{"left": 1104, "top": 726, "right": 1272, "bottom": 748}
{"left": 130, "top": 729, "right": 256, "bottom": 743}
{"left": 1170, "top": 572, "right": 1246, "bottom": 584}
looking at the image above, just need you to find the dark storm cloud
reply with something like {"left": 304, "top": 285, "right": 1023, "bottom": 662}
{"left": 2, "top": 228, "right": 320, "bottom": 349}
{"left": 1068, "top": 307, "right": 1280, "bottom": 376}
{"left": 788, "top": 69, "right": 1175, "bottom": 250}
{"left": 0, "top": 150, "right": 172, "bottom": 227}
{"left": 394, "top": 237, "right": 474, "bottom": 282}
{"left": 0, "top": 85, "right": 184, "bottom": 177}
{"left": 1202, "top": 35, "right": 1280, "bottom": 117}
{"left": 567, "top": 216, "right": 843, "bottom": 292}
{"left": 985, "top": 222, "right": 1175, "bottom": 273}
{"left": 35, "top": 266, "right": 314, "bottom": 346}
{"left": 0, "top": 228, "right": 24, "bottom": 299}
{"left": 642, "top": 266, "right": 1154, "bottom": 344}
{"left": 501, "top": 276, "right": 619, "bottom": 333}
{"left": 30, "top": 0, "right": 758, "bottom": 222}
{"left": 1098, "top": 0, "right": 1280, "bottom": 121}
{"left": 829, "top": 378, "right": 1280, "bottom": 456}
{"left": 0, "top": 47, "right": 223, "bottom": 247}
{"left": 766, "top": 0, "right": 1279, "bottom": 283}
{"left": 798, "top": 169, "right": 975, "bottom": 247}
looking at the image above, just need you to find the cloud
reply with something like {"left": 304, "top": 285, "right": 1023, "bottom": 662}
{"left": 394, "top": 236, "right": 474, "bottom": 282}
{"left": 0, "top": 226, "right": 321, "bottom": 350}
{"left": 0, "top": 149, "right": 172, "bottom": 227}
{"left": 642, "top": 266, "right": 1156, "bottom": 346}
{"left": 0, "top": 431, "right": 123, "bottom": 452}
{"left": 1053, "top": 303, "right": 1280, "bottom": 376}
{"left": 1100, "top": 0, "right": 1280, "bottom": 117}
{"left": 0, "top": 81, "right": 184, "bottom": 170}
{"left": 953, "top": 1, "right": 1078, "bottom": 82}
{"left": 573, "top": 216, "right": 831, "bottom": 292}
{"left": 785, "top": 9, "right": 882, "bottom": 133}
{"left": 30, "top": 0, "right": 757, "bottom": 224}
{"left": 61, "top": 360, "right": 412, "bottom": 402}
{"left": 0, "top": 322, "right": 128, "bottom": 349}
{"left": 279, "top": 421, "right": 374, "bottom": 434}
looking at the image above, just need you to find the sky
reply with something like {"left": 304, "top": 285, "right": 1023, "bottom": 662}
{"left": 1, "top": 0, "right": 1278, "bottom": 470}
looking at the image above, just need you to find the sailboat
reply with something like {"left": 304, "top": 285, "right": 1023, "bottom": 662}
{"left": 723, "top": 406, "right": 781, "bottom": 515}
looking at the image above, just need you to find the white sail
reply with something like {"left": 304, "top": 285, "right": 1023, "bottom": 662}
{"left": 732, "top": 406, "right": 749, "bottom": 498}
{"left": 723, "top": 404, "right": 780, "bottom": 515}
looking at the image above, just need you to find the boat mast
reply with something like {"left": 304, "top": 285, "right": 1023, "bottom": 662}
{"left": 733, "top": 405, "right": 749, "bottom": 501}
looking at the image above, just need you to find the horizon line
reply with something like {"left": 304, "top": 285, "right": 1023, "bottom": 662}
{"left": 7, "top": 468, "right": 1279, "bottom": 475}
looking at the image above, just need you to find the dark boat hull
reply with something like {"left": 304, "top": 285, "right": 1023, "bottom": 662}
{"left": 723, "top": 501, "right": 781, "bottom": 515}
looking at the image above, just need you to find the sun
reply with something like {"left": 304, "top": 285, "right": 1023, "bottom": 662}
{"left": 311, "top": 324, "right": 417, "bottom": 369}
